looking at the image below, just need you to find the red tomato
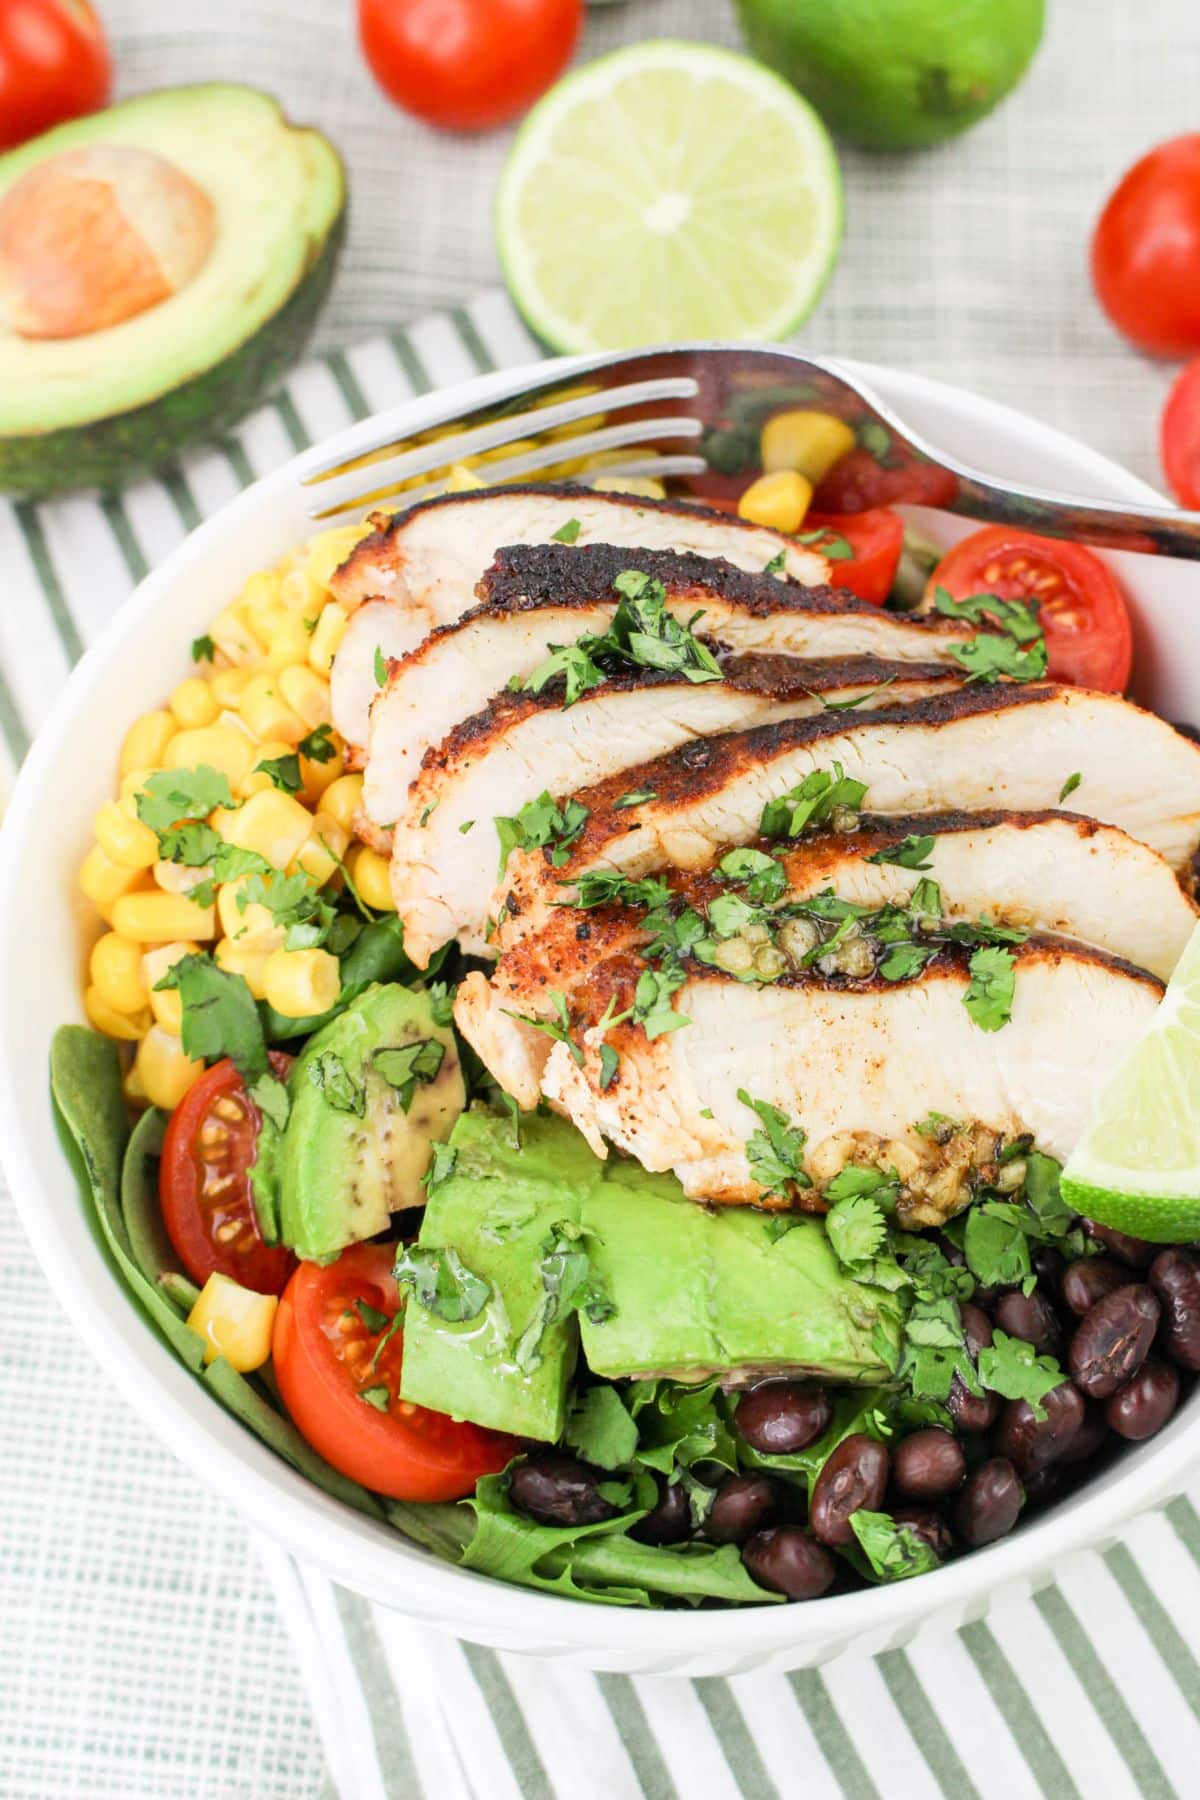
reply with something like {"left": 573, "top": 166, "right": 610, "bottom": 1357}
{"left": 273, "top": 1244, "right": 517, "bottom": 1502}
{"left": 357, "top": 0, "right": 581, "bottom": 133}
{"left": 1161, "top": 359, "right": 1200, "bottom": 509}
{"left": 1092, "top": 136, "right": 1200, "bottom": 355}
{"left": 0, "top": 0, "right": 111, "bottom": 151}
{"left": 804, "top": 508, "right": 904, "bottom": 606}
{"left": 813, "top": 445, "right": 958, "bottom": 513}
{"left": 927, "top": 526, "right": 1132, "bottom": 692}
{"left": 160, "top": 1055, "right": 295, "bottom": 1298}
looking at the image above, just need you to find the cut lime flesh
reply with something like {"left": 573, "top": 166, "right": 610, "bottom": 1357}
{"left": 495, "top": 40, "right": 843, "bottom": 355}
{"left": 1062, "top": 920, "right": 1200, "bottom": 1242}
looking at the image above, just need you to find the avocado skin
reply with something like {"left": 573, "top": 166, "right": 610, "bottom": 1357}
{"left": 0, "top": 212, "right": 344, "bottom": 499}
{"left": 399, "top": 1111, "right": 901, "bottom": 1443}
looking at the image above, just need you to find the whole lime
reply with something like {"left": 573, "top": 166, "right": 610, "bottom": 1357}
{"left": 734, "top": 0, "right": 1045, "bottom": 151}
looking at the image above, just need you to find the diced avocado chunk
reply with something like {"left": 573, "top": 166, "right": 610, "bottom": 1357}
{"left": 278, "top": 983, "right": 463, "bottom": 1261}
{"left": 399, "top": 1110, "right": 588, "bottom": 1441}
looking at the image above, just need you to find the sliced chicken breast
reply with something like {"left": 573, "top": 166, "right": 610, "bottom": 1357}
{"left": 388, "top": 659, "right": 960, "bottom": 965}
{"left": 458, "top": 944, "right": 1162, "bottom": 1210}
{"left": 501, "top": 685, "right": 1200, "bottom": 939}
{"left": 340, "top": 539, "right": 976, "bottom": 763}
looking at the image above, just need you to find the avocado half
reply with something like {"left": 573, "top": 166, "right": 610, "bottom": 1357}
{"left": 0, "top": 85, "right": 345, "bottom": 497}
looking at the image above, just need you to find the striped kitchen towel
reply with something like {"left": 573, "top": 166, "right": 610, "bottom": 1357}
{"left": 7, "top": 290, "right": 1200, "bottom": 1800}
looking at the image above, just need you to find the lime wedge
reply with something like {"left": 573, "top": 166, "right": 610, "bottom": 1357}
{"left": 495, "top": 40, "right": 843, "bottom": 354}
{"left": 1062, "top": 920, "right": 1200, "bottom": 1242}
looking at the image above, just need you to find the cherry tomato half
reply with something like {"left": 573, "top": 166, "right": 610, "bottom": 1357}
{"left": 804, "top": 508, "right": 904, "bottom": 606}
{"left": 159, "top": 1054, "right": 295, "bottom": 1298}
{"left": 1161, "top": 359, "right": 1200, "bottom": 510}
{"left": 273, "top": 1243, "right": 517, "bottom": 1502}
{"left": 0, "top": 0, "right": 111, "bottom": 151}
{"left": 813, "top": 444, "right": 958, "bottom": 514}
{"left": 1092, "top": 135, "right": 1200, "bottom": 356}
{"left": 357, "top": 0, "right": 581, "bottom": 133}
{"left": 926, "top": 526, "right": 1132, "bottom": 693}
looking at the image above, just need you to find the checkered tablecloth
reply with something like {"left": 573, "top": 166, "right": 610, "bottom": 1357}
{"left": 6, "top": 1, "right": 1200, "bottom": 1794}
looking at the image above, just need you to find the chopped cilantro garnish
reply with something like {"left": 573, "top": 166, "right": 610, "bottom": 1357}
{"left": 1059, "top": 771, "right": 1082, "bottom": 802}
{"left": 255, "top": 752, "right": 302, "bottom": 794}
{"left": 849, "top": 1510, "right": 942, "bottom": 1582}
{"left": 358, "top": 1385, "right": 390, "bottom": 1411}
{"left": 298, "top": 722, "right": 337, "bottom": 765}
{"left": 374, "top": 645, "right": 388, "bottom": 686}
{"left": 394, "top": 1244, "right": 490, "bottom": 1322}
{"left": 372, "top": 1038, "right": 445, "bottom": 1111}
{"left": 422, "top": 1142, "right": 457, "bottom": 1193}
{"left": 494, "top": 791, "right": 589, "bottom": 876}
{"left": 308, "top": 1050, "right": 365, "bottom": 1116}
{"left": 737, "top": 1089, "right": 811, "bottom": 1196}
{"left": 632, "top": 965, "right": 689, "bottom": 1038}
{"left": 963, "top": 944, "right": 1017, "bottom": 1032}
{"left": 551, "top": 517, "right": 582, "bottom": 544}
{"left": 566, "top": 870, "right": 671, "bottom": 911}
{"left": 354, "top": 1298, "right": 391, "bottom": 1334}
{"left": 514, "top": 1221, "right": 615, "bottom": 1373}
{"left": 867, "top": 833, "right": 935, "bottom": 870}
{"left": 520, "top": 569, "right": 722, "bottom": 704}
{"left": 797, "top": 527, "right": 853, "bottom": 560}
{"left": 135, "top": 765, "right": 236, "bottom": 840}
{"left": 715, "top": 846, "right": 788, "bottom": 904}
{"left": 598, "top": 1043, "right": 620, "bottom": 1090}
{"left": 932, "top": 585, "right": 1048, "bottom": 684}
{"left": 976, "top": 1329, "right": 1065, "bottom": 1420}
{"left": 763, "top": 549, "right": 787, "bottom": 575}
{"left": 759, "top": 763, "right": 867, "bottom": 839}
{"left": 614, "top": 786, "right": 657, "bottom": 809}
{"left": 190, "top": 634, "right": 216, "bottom": 664}
{"left": 501, "top": 990, "right": 584, "bottom": 1065}
{"left": 153, "top": 952, "right": 268, "bottom": 1080}
{"left": 825, "top": 1189, "right": 889, "bottom": 1266}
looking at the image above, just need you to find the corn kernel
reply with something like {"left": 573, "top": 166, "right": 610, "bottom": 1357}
{"left": 188, "top": 1272, "right": 278, "bottom": 1371}
{"left": 119, "top": 709, "right": 175, "bottom": 777}
{"left": 209, "top": 603, "right": 261, "bottom": 665}
{"left": 348, "top": 844, "right": 395, "bottom": 912}
{"left": 321, "top": 773, "right": 364, "bottom": 835}
{"left": 119, "top": 766, "right": 156, "bottom": 803}
{"left": 216, "top": 876, "right": 283, "bottom": 947}
{"left": 153, "top": 859, "right": 211, "bottom": 897}
{"left": 305, "top": 523, "right": 371, "bottom": 592}
{"left": 239, "top": 737, "right": 294, "bottom": 799}
{"left": 738, "top": 470, "right": 813, "bottom": 534}
{"left": 300, "top": 745, "right": 344, "bottom": 805}
{"left": 80, "top": 843, "right": 146, "bottom": 908}
{"left": 123, "top": 1061, "right": 149, "bottom": 1106}
{"left": 266, "top": 612, "right": 312, "bottom": 672}
{"left": 134, "top": 1025, "right": 205, "bottom": 1110}
{"left": 220, "top": 787, "right": 314, "bottom": 870}
{"left": 241, "top": 569, "right": 287, "bottom": 646}
{"left": 85, "top": 985, "right": 151, "bottom": 1041}
{"left": 238, "top": 673, "right": 306, "bottom": 745}
{"left": 214, "top": 934, "right": 272, "bottom": 1000}
{"left": 760, "top": 409, "right": 856, "bottom": 484}
{"left": 591, "top": 474, "right": 666, "bottom": 499}
{"left": 442, "top": 461, "right": 487, "bottom": 494}
{"left": 278, "top": 665, "right": 332, "bottom": 731}
{"left": 210, "top": 665, "right": 256, "bottom": 707}
{"left": 280, "top": 565, "right": 325, "bottom": 623}
{"left": 94, "top": 799, "right": 159, "bottom": 871}
{"left": 169, "top": 677, "right": 219, "bottom": 730}
{"left": 308, "top": 603, "right": 347, "bottom": 676}
{"left": 262, "top": 946, "right": 341, "bottom": 1019}
{"left": 142, "top": 940, "right": 198, "bottom": 1033}
{"left": 90, "top": 932, "right": 149, "bottom": 1014}
{"left": 111, "top": 890, "right": 216, "bottom": 944}
{"left": 162, "top": 724, "right": 255, "bottom": 790}
{"left": 296, "top": 814, "right": 349, "bottom": 886}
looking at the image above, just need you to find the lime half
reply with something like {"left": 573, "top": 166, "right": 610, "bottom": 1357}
{"left": 495, "top": 40, "right": 843, "bottom": 354}
{"left": 1062, "top": 920, "right": 1200, "bottom": 1242}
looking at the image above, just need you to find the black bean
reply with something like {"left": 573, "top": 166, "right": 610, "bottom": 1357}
{"left": 1105, "top": 1360, "right": 1181, "bottom": 1441}
{"left": 705, "top": 1474, "right": 780, "bottom": 1546}
{"left": 1069, "top": 1284, "right": 1160, "bottom": 1398}
{"left": 892, "top": 1507, "right": 955, "bottom": 1559}
{"left": 1083, "top": 1220, "right": 1156, "bottom": 1269}
{"left": 630, "top": 1480, "right": 692, "bottom": 1546}
{"left": 1061, "top": 1257, "right": 1127, "bottom": 1318}
{"left": 1150, "top": 1248, "right": 1200, "bottom": 1371}
{"left": 892, "top": 1428, "right": 966, "bottom": 1500}
{"left": 735, "top": 1381, "right": 832, "bottom": 1455}
{"left": 1021, "top": 1465, "right": 1063, "bottom": 1511}
{"left": 809, "top": 1433, "right": 890, "bottom": 1547}
{"left": 948, "top": 1303, "right": 1001, "bottom": 1431}
{"left": 1033, "top": 1246, "right": 1066, "bottom": 1291}
{"left": 994, "top": 1290, "right": 1061, "bottom": 1355}
{"left": 1058, "top": 1403, "right": 1111, "bottom": 1466}
{"left": 509, "top": 1452, "right": 614, "bottom": 1527}
{"left": 742, "top": 1527, "right": 836, "bottom": 1601}
{"left": 994, "top": 1381, "right": 1085, "bottom": 1476}
{"left": 961, "top": 1302, "right": 994, "bottom": 1357}
{"left": 952, "top": 1459, "right": 1024, "bottom": 1547}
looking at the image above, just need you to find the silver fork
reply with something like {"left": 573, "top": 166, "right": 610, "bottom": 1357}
{"left": 297, "top": 343, "right": 1200, "bottom": 557}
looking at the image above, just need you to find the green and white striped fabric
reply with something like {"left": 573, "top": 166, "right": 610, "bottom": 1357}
{"left": 7, "top": 289, "right": 1200, "bottom": 1799}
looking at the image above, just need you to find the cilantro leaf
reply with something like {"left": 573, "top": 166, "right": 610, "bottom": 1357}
{"left": 307, "top": 1050, "right": 366, "bottom": 1116}
{"left": 422, "top": 1142, "right": 457, "bottom": 1193}
{"left": 797, "top": 527, "right": 853, "bottom": 560}
{"left": 951, "top": 632, "right": 1049, "bottom": 683}
{"left": 494, "top": 791, "right": 589, "bottom": 876}
{"left": 514, "top": 1221, "right": 615, "bottom": 1373}
{"left": 737, "top": 1089, "right": 811, "bottom": 1196}
{"left": 849, "top": 1510, "right": 942, "bottom": 1582}
{"left": 521, "top": 639, "right": 609, "bottom": 706}
{"left": 867, "top": 834, "right": 935, "bottom": 870}
{"left": 551, "top": 517, "right": 582, "bottom": 544}
{"left": 374, "top": 645, "right": 388, "bottom": 686}
{"left": 964, "top": 1205, "right": 1032, "bottom": 1289}
{"left": 354, "top": 1297, "right": 391, "bottom": 1334}
{"left": 358, "top": 1385, "right": 390, "bottom": 1412}
{"left": 567, "top": 870, "right": 672, "bottom": 911}
{"left": 878, "top": 940, "right": 938, "bottom": 982}
{"left": 632, "top": 966, "right": 689, "bottom": 1039}
{"left": 394, "top": 1244, "right": 490, "bottom": 1322}
{"left": 135, "top": 765, "right": 236, "bottom": 839}
{"left": 976, "top": 1329, "right": 1065, "bottom": 1420}
{"left": 520, "top": 570, "right": 721, "bottom": 702}
{"left": 759, "top": 763, "right": 868, "bottom": 839}
{"left": 763, "top": 550, "right": 786, "bottom": 575}
{"left": 248, "top": 1071, "right": 290, "bottom": 1133}
{"left": 1059, "top": 771, "right": 1082, "bottom": 803}
{"left": 501, "top": 989, "right": 584, "bottom": 1065}
{"left": 716, "top": 846, "right": 788, "bottom": 905}
{"left": 154, "top": 953, "right": 268, "bottom": 1080}
{"left": 825, "top": 1191, "right": 889, "bottom": 1266}
{"left": 372, "top": 1038, "right": 445, "bottom": 1111}
{"left": 564, "top": 1386, "right": 638, "bottom": 1471}
{"left": 298, "top": 722, "right": 337, "bottom": 765}
{"left": 932, "top": 586, "right": 1042, "bottom": 644}
{"left": 614, "top": 787, "right": 657, "bottom": 809}
{"left": 963, "top": 944, "right": 1017, "bottom": 1032}
{"left": 191, "top": 634, "right": 216, "bottom": 664}
{"left": 598, "top": 1042, "right": 619, "bottom": 1091}
{"left": 255, "top": 752, "right": 302, "bottom": 794}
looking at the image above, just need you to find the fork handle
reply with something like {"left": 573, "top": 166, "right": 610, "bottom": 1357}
{"left": 945, "top": 469, "right": 1200, "bottom": 561}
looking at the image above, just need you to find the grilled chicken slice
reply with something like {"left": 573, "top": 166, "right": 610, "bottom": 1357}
{"left": 338, "top": 538, "right": 976, "bottom": 764}
{"left": 388, "top": 659, "right": 960, "bottom": 965}
{"left": 500, "top": 684, "right": 1200, "bottom": 940}
{"left": 457, "top": 943, "right": 1162, "bottom": 1212}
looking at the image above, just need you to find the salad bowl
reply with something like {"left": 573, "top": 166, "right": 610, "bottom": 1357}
{"left": 3, "top": 354, "right": 1199, "bottom": 1676}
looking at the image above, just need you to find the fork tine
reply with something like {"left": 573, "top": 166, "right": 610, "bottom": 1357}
{"left": 313, "top": 452, "right": 709, "bottom": 521}
{"left": 300, "top": 375, "right": 699, "bottom": 519}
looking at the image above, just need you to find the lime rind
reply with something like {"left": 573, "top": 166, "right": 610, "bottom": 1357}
{"left": 495, "top": 39, "right": 843, "bottom": 356}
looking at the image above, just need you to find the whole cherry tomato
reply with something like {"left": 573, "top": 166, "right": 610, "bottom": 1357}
{"left": 0, "top": 0, "right": 111, "bottom": 151}
{"left": 357, "top": 0, "right": 581, "bottom": 133}
{"left": 1161, "top": 359, "right": 1200, "bottom": 510}
{"left": 1092, "top": 136, "right": 1200, "bottom": 355}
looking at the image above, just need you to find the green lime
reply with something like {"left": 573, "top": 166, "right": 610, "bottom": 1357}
{"left": 735, "top": 0, "right": 1044, "bottom": 151}
{"left": 1062, "top": 921, "right": 1200, "bottom": 1243}
{"left": 495, "top": 41, "right": 842, "bottom": 355}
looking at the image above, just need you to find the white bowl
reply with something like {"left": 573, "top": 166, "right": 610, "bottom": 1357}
{"left": 3, "top": 357, "right": 1199, "bottom": 1677}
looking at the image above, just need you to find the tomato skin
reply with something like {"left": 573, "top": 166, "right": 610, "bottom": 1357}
{"left": 1092, "top": 136, "right": 1200, "bottom": 356}
{"left": 926, "top": 526, "right": 1133, "bottom": 693}
{"left": 357, "top": 0, "right": 581, "bottom": 132}
{"left": 273, "top": 1244, "right": 517, "bottom": 1502}
{"left": 0, "top": 0, "right": 111, "bottom": 151}
{"left": 813, "top": 445, "right": 958, "bottom": 514}
{"left": 160, "top": 1055, "right": 295, "bottom": 1298}
{"left": 1161, "top": 359, "right": 1200, "bottom": 510}
{"left": 805, "top": 508, "right": 904, "bottom": 606}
